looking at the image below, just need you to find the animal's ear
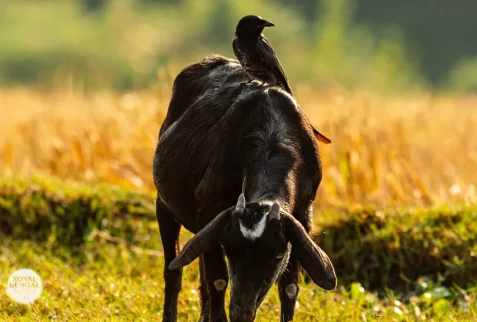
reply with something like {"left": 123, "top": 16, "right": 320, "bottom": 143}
{"left": 168, "top": 207, "right": 232, "bottom": 270}
{"left": 169, "top": 194, "right": 246, "bottom": 270}
{"left": 283, "top": 213, "right": 337, "bottom": 290}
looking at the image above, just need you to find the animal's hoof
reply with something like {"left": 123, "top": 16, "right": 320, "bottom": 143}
{"left": 210, "top": 310, "right": 228, "bottom": 322}
{"left": 162, "top": 315, "right": 177, "bottom": 322}
{"left": 198, "top": 316, "right": 209, "bottom": 322}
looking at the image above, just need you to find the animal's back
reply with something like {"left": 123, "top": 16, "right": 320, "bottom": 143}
{"left": 154, "top": 56, "right": 247, "bottom": 218}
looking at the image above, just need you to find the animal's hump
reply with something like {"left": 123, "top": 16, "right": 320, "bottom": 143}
{"left": 176, "top": 55, "right": 231, "bottom": 78}
{"left": 172, "top": 55, "right": 241, "bottom": 90}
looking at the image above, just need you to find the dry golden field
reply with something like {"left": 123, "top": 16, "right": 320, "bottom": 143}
{"left": 1, "top": 81, "right": 476, "bottom": 208}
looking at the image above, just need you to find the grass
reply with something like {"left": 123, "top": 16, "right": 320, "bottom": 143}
{"left": 1, "top": 176, "right": 476, "bottom": 321}
{"left": 1, "top": 176, "right": 476, "bottom": 291}
{"left": 0, "top": 176, "right": 155, "bottom": 250}
{"left": 314, "top": 205, "right": 477, "bottom": 291}
{"left": 2, "top": 237, "right": 475, "bottom": 321}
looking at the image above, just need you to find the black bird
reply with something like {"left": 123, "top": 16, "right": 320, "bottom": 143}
{"left": 233, "top": 15, "right": 331, "bottom": 144}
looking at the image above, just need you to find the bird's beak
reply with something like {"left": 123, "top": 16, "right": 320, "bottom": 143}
{"left": 260, "top": 20, "right": 275, "bottom": 27}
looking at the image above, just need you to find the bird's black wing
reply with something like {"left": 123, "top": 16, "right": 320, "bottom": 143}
{"left": 258, "top": 36, "right": 293, "bottom": 95}
{"left": 232, "top": 37, "right": 247, "bottom": 69}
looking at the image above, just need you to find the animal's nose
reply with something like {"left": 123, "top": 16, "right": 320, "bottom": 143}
{"left": 229, "top": 303, "right": 256, "bottom": 322}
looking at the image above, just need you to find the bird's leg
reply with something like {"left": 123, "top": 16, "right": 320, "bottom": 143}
{"left": 240, "top": 78, "right": 254, "bottom": 87}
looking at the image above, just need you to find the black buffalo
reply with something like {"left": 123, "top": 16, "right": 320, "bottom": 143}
{"left": 153, "top": 54, "right": 336, "bottom": 322}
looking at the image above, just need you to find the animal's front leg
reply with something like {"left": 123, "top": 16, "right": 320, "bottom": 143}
{"left": 203, "top": 245, "right": 229, "bottom": 322}
{"left": 278, "top": 252, "right": 300, "bottom": 322}
{"left": 198, "top": 258, "right": 210, "bottom": 322}
{"left": 156, "top": 198, "right": 183, "bottom": 322}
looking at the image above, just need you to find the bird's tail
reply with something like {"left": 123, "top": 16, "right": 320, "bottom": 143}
{"left": 282, "top": 82, "right": 332, "bottom": 144}
{"left": 301, "top": 108, "right": 332, "bottom": 144}
{"left": 313, "top": 128, "right": 332, "bottom": 144}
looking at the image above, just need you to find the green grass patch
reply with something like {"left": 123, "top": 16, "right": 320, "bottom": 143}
{"left": 0, "top": 176, "right": 156, "bottom": 250}
{"left": 1, "top": 176, "right": 476, "bottom": 320}
{"left": 314, "top": 205, "right": 477, "bottom": 292}
{"left": 1, "top": 237, "right": 475, "bottom": 321}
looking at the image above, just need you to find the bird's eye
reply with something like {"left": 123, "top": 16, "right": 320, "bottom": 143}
{"left": 276, "top": 253, "right": 285, "bottom": 259}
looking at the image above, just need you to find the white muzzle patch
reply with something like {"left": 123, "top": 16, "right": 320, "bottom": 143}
{"left": 239, "top": 214, "right": 268, "bottom": 240}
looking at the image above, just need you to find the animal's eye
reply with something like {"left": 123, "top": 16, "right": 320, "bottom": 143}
{"left": 276, "top": 253, "right": 285, "bottom": 259}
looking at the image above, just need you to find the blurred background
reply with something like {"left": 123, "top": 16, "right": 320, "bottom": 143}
{"left": 1, "top": 0, "right": 476, "bottom": 207}
{"left": 1, "top": 0, "right": 477, "bottom": 93}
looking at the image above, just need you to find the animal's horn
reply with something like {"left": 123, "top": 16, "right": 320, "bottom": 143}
{"left": 236, "top": 193, "right": 246, "bottom": 212}
{"left": 269, "top": 202, "right": 280, "bottom": 220}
